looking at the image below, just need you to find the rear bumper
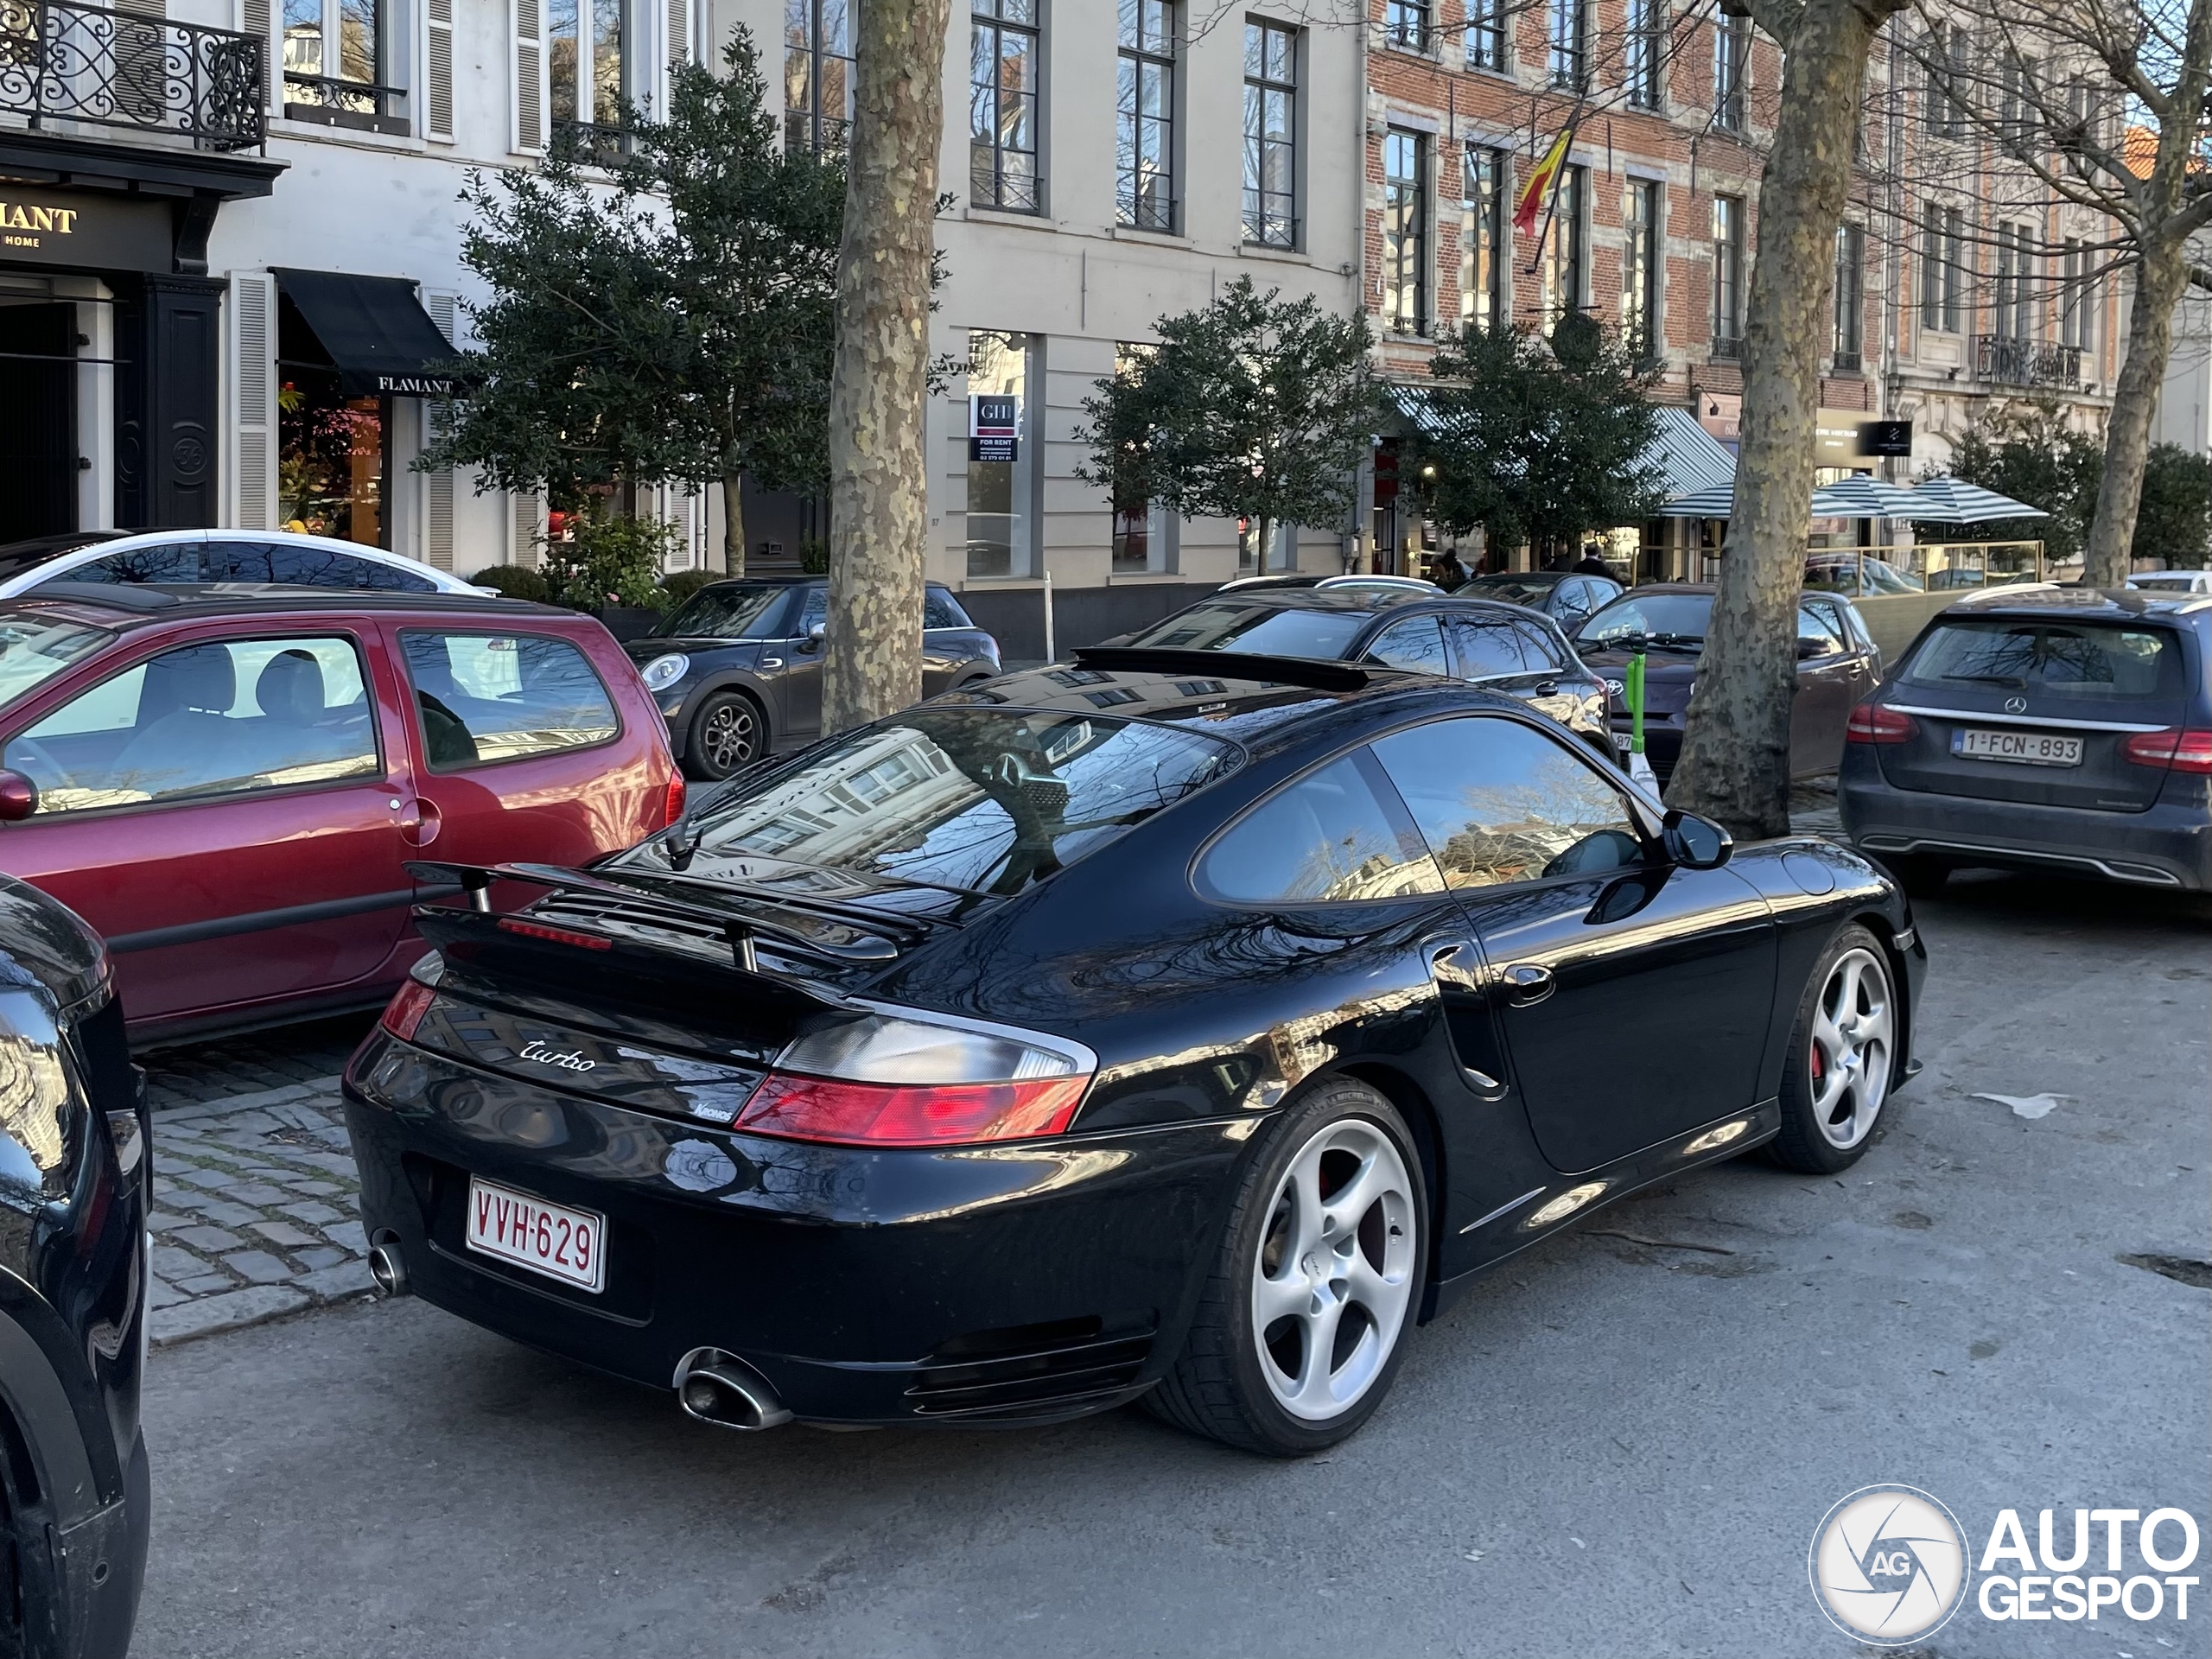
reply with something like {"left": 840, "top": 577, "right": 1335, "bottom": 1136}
{"left": 342, "top": 1033, "right": 1249, "bottom": 1426}
{"left": 1839, "top": 755, "right": 2212, "bottom": 888}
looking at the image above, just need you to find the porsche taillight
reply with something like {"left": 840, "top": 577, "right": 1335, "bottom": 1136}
{"left": 378, "top": 978, "right": 438, "bottom": 1042}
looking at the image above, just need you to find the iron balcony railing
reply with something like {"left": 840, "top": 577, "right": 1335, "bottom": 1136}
{"left": 1977, "top": 334, "right": 2083, "bottom": 388}
{"left": 0, "top": 0, "right": 264, "bottom": 151}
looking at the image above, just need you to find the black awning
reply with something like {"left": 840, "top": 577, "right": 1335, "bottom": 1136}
{"left": 272, "top": 268, "right": 456, "bottom": 397}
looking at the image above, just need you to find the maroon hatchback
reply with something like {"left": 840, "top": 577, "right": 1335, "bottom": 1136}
{"left": 0, "top": 584, "right": 681, "bottom": 1044}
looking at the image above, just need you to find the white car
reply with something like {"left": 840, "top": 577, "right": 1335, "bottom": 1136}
{"left": 2126, "top": 569, "right": 2212, "bottom": 594}
{"left": 0, "top": 529, "right": 494, "bottom": 601}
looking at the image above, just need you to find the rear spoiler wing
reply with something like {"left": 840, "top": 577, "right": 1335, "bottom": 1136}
{"left": 403, "top": 859, "right": 861, "bottom": 1017}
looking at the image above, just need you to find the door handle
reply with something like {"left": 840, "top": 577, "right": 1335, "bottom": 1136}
{"left": 1499, "top": 963, "right": 1555, "bottom": 1006}
{"left": 1533, "top": 679, "right": 1557, "bottom": 696}
{"left": 760, "top": 656, "right": 785, "bottom": 671}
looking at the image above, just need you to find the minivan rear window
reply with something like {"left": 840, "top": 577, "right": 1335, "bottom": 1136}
{"left": 678, "top": 709, "right": 1238, "bottom": 896}
{"left": 1903, "top": 620, "right": 2183, "bottom": 701}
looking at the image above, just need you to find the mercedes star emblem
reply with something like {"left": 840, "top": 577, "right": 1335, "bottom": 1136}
{"left": 2004, "top": 696, "right": 2029, "bottom": 714}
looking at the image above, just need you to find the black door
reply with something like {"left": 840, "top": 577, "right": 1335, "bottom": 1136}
{"left": 1368, "top": 715, "right": 1775, "bottom": 1173}
{"left": 0, "top": 304, "right": 79, "bottom": 542}
{"left": 1790, "top": 600, "right": 1862, "bottom": 776}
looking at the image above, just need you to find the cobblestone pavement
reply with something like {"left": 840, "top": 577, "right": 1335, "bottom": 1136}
{"left": 145, "top": 1017, "right": 378, "bottom": 1346}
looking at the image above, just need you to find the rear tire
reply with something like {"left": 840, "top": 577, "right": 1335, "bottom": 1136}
{"left": 684, "top": 691, "right": 764, "bottom": 782}
{"left": 1147, "top": 1077, "right": 1426, "bottom": 1457}
{"left": 1767, "top": 925, "right": 1899, "bottom": 1174}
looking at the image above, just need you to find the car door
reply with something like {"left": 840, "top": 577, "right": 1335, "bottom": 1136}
{"left": 772, "top": 584, "right": 830, "bottom": 746}
{"left": 1790, "top": 601, "right": 1860, "bottom": 775}
{"left": 1362, "top": 613, "right": 1450, "bottom": 675}
{"left": 1808, "top": 591, "right": 1884, "bottom": 683}
{"left": 0, "top": 626, "right": 411, "bottom": 1025}
{"left": 1440, "top": 611, "right": 1580, "bottom": 726}
{"left": 922, "top": 587, "right": 977, "bottom": 695}
{"left": 1368, "top": 715, "right": 1775, "bottom": 1173}
{"left": 388, "top": 623, "right": 646, "bottom": 874}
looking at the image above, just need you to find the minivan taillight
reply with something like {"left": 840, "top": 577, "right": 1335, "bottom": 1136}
{"left": 1847, "top": 704, "right": 1916, "bottom": 744}
{"left": 379, "top": 978, "right": 438, "bottom": 1042}
{"left": 2120, "top": 728, "right": 2212, "bottom": 773}
{"left": 732, "top": 1011, "right": 1095, "bottom": 1147}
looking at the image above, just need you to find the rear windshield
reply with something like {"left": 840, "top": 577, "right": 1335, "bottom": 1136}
{"left": 1903, "top": 620, "right": 2185, "bottom": 701}
{"left": 0, "top": 613, "right": 114, "bottom": 709}
{"left": 1459, "top": 575, "right": 1555, "bottom": 605}
{"left": 658, "top": 583, "right": 793, "bottom": 639}
{"left": 1575, "top": 593, "right": 1713, "bottom": 649}
{"left": 679, "top": 708, "right": 1239, "bottom": 896}
{"left": 1120, "top": 605, "right": 1368, "bottom": 660}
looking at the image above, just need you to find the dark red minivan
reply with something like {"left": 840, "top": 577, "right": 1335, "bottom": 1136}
{"left": 0, "top": 586, "right": 681, "bottom": 1044}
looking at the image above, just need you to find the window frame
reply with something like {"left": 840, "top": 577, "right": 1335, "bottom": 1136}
{"left": 1383, "top": 0, "right": 1431, "bottom": 53}
{"left": 1713, "top": 13, "right": 1748, "bottom": 131}
{"left": 784, "top": 0, "right": 856, "bottom": 156}
{"left": 1832, "top": 219, "right": 1864, "bottom": 369}
{"left": 1623, "top": 176, "right": 1662, "bottom": 362}
{"left": 1711, "top": 193, "right": 1745, "bottom": 354}
{"left": 1242, "top": 17, "right": 1300, "bottom": 249}
{"left": 1548, "top": 0, "right": 1587, "bottom": 90}
{"left": 1116, "top": 0, "right": 1179, "bottom": 232}
{"left": 1465, "top": 0, "right": 1505, "bottom": 71}
{"left": 548, "top": 0, "right": 631, "bottom": 147}
{"left": 281, "top": 0, "right": 408, "bottom": 131}
{"left": 1383, "top": 127, "right": 1430, "bottom": 336}
{"left": 395, "top": 627, "right": 626, "bottom": 775}
{"left": 1543, "top": 162, "right": 1588, "bottom": 326}
{"left": 1624, "top": 0, "right": 1663, "bottom": 108}
{"left": 1461, "top": 143, "right": 1508, "bottom": 332}
{"left": 969, "top": 0, "right": 1044, "bottom": 214}
{"left": 0, "top": 628, "right": 387, "bottom": 822}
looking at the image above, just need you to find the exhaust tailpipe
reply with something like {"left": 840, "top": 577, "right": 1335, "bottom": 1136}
{"left": 366, "top": 1231, "right": 409, "bottom": 1298}
{"left": 672, "top": 1348, "right": 791, "bottom": 1431}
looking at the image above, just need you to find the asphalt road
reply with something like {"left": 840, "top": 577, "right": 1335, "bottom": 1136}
{"left": 136, "top": 872, "right": 2209, "bottom": 1659}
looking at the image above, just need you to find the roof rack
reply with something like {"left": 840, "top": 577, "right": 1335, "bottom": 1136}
{"left": 1070, "top": 645, "right": 1371, "bottom": 693}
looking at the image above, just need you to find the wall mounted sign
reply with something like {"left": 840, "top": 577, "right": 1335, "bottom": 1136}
{"left": 0, "top": 187, "right": 174, "bottom": 271}
{"left": 1857, "top": 420, "right": 1913, "bottom": 457}
{"left": 969, "top": 394, "right": 1019, "bottom": 462}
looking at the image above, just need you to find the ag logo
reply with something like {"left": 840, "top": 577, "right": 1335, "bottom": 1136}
{"left": 1809, "top": 1484, "right": 1971, "bottom": 1644}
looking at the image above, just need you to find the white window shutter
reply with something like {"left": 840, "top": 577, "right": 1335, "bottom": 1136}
{"left": 423, "top": 291, "right": 459, "bottom": 570}
{"left": 662, "top": 0, "right": 690, "bottom": 111}
{"left": 512, "top": 0, "right": 547, "bottom": 155}
{"left": 511, "top": 489, "right": 545, "bottom": 569}
{"left": 427, "top": 0, "right": 455, "bottom": 141}
{"left": 227, "top": 270, "right": 277, "bottom": 531}
{"left": 237, "top": 0, "right": 274, "bottom": 111}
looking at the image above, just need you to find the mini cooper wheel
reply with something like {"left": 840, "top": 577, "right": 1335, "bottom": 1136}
{"left": 1147, "top": 1078, "right": 1426, "bottom": 1456}
{"left": 686, "top": 691, "right": 762, "bottom": 781}
{"left": 1769, "top": 925, "right": 1898, "bottom": 1173}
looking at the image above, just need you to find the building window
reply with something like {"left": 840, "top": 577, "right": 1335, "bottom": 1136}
{"left": 1714, "top": 15, "right": 1747, "bottom": 131}
{"left": 970, "top": 0, "right": 1041, "bottom": 213}
{"left": 1465, "top": 0, "right": 1504, "bottom": 70}
{"left": 1994, "top": 221, "right": 2037, "bottom": 341}
{"left": 1383, "top": 129, "right": 1428, "bottom": 336}
{"left": 1624, "top": 0, "right": 1663, "bottom": 109}
{"left": 1243, "top": 18, "right": 1297, "bottom": 248}
{"left": 966, "top": 331, "right": 1036, "bottom": 578}
{"left": 1928, "top": 22, "right": 1970, "bottom": 141}
{"left": 549, "top": 0, "right": 626, "bottom": 145}
{"left": 785, "top": 0, "right": 855, "bottom": 155}
{"left": 1919, "top": 203, "right": 1962, "bottom": 333}
{"left": 1240, "top": 519, "right": 1293, "bottom": 570}
{"left": 1384, "top": 0, "right": 1430, "bottom": 52}
{"left": 1117, "top": 1, "right": 1176, "bottom": 232}
{"left": 1623, "top": 178, "right": 1661, "bottom": 360}
{"left": 1109, "top": 344, "right": 1173, "bottom": 574}
{"left": 1833, "top": 221, "right": 1863, "bottom": 370}
{"left": 283, "top": 0, "right": 404, "bottom": 128}
{"left": 1461, "top": 144, "right": 1507, "bottom": 332}
{"left": 1543, "top": 162, "right": 1586, "bottom": 326}
{"left": 1711, "top": 193, "right": 1744, "bottom": 355}
{"left": 1548, "top": 0, "right": 1586, "bottom": 90}
{"left": 2060, "top": 238, "right": 2094, "bottom": 351}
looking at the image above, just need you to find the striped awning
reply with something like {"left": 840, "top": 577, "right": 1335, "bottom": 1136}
{"left": 1645, "top": 405, "right": 1737, "bottom": 516}
{"left": 1811, "top": 475, "right": 1929, "bottom": 518}
{"left": 1904, "top": 475, "right": 2051, "bottom": 523}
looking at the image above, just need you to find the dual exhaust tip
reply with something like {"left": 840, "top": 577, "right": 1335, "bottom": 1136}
{"left": 673, "top": 1348, "right": 792, "bottom": 1431}
{"left": 363, "top": 1237, "right": 788, "bottom": 1433}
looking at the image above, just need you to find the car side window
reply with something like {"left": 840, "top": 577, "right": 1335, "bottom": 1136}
{"left": 1365, "top": 615, "right": 1449, "bottom": 674}
{"left": 48, "top": 543, "right": 203, "bottom": 586}
{"left": 1, "top": 635, "right": 377, "bottom": 815}
{"left": 1446, "top": 614, "right": 1530, "bottom": 679}
{"left": 1370, "top": 717, "right": 1647, "bottom": 890}
{"left": 1797, "top": 602, "right": 1847, "bottom": 658}
{"left": 207, "top": 542, "right": 438, "bottom": 593}
{"left": 1510, "top": 620, "right": 1568, "bottom": 675}
{"left": 923, "top": 588, "right": 970, "bottom": 630}
{"left": 797, "top": 588, "right": 829, "bottom": 637}
{"left": 1823, "top": 597, "right": 1876, "bottom": 654}
{"left": 1199, "top": 750, "right": 1444, "bottom": 906}
{"left": 398, "top": 632, "right": 619, "bottom": 771}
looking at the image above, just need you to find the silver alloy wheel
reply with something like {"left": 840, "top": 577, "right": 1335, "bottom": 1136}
{"left": 1808, "top": 946, "right": 1894, "bottom": 1149}
{"left": 700, "top": 701, "right": 758, "bottom": 772}
{"left": 1249, "top": 1118, "right": 1418, "bottom": 1422}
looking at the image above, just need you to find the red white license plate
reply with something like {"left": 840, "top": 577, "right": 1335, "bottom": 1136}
{"left": 465, "top": 1177, "right": 606, "bottom": 1293}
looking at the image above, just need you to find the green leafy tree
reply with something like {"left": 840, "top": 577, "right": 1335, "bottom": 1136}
{"left": 2128, "top": 443, "right": 2212, "bottom": 570}
{"left": 1076, "top": 277, "right": 1377, "bottom": 564}
{"left": 1919, "top": 404, "right": 2103, "bottom": 568}
{"left": 421, "top": 29, "right": 844, "bottom": 575}
{"left": 1412, "top": 319, "right": 1667, "bottom": 562}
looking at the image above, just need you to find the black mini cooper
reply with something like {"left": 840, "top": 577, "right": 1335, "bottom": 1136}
{"left": 345, "top": 651, "right": 1925, "bottom": 1455}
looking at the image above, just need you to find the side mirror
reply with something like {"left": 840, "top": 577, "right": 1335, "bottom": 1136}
{"left": 0, "top": 770, "right": 39, "bottom": 823}
{"left": 1662, "top": 807, "right": 1732, "bottom": 869}
{"left": 799, "top": 622, "right": 825, "bottom": 652}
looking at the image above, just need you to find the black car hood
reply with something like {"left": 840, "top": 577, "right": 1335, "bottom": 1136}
{"left": 0, "top": 874, "right": 108, "bottom": 1011}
